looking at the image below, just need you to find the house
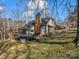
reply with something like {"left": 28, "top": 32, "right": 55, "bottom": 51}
{"left": 41, "top": 17, "right": 56, "bottom": 36}
{"left": 23, "top": 16, "right": 56, "bottom": 36}
{"left": 13, "top": 13, "right": 56, "bottom": 40}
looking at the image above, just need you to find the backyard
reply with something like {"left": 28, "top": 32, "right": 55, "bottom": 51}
{"left": 0, "top": 0, "right": 78, "bottom": 59}
{"left": 0, "top": 29, "right": 78, "bottom": 59}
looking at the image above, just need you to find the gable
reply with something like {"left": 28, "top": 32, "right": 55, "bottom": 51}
{"left": 47, "top": 19, "right": 55, "bottom": 26}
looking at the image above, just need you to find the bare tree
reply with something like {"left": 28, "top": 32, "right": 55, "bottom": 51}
{"left": 0, "top": 4, "right": 6, "bottom": 41}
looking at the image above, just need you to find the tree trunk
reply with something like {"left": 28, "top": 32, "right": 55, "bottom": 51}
{"left": 74, "top": 0, "right": 79, "bottom": 46}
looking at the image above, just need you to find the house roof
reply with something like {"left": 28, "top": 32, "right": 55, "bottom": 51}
{"left": 41, "top": 17, "right": 55, "bottom": 25}
{"left": 28, "top": 20, "right": 35, "bottom": 25}
{"left": 28, "top": 17, "right": 55, "bottom": 24}
{"left": 19, "top": 21, "right": 34, "bottom": 30}
{"left": 24, "top": 17, "right": 55, "bottom": 28}
{"left": 19, "top": 26, "right": 30, "bottom": 30}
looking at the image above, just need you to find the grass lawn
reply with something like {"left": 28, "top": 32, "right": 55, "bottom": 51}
{"left": 0, "top": 29, "right": 79, "bottom": 59}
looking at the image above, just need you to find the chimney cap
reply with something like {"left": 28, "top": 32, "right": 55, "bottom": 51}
{"left": 36, "top": 12, "right": 41, "bottom": 15}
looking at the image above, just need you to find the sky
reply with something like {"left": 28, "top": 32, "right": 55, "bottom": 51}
{"left": 0, "top": 0, "right": 77, "bottom": 21}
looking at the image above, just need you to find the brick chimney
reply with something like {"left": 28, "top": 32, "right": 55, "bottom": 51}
{"left": 34, "top": 12, "right": 41, "bottom": 35}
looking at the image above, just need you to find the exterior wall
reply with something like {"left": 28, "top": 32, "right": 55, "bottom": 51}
{"left": 41, "top": 26, "right": 45, "bottom": 35}
{"left": 47, "top": 19, "right": 55, "bottom": 27}
{"left": 30, "top": 26, "right": 34, "bottom": 35}
{"left": 48, "top": 26, "right": 54, "bottom": 33}
{"left": 47, "top": 19, "right": 55, "bottom": 34}
{"left": 46, "top": 25, "right": 49, "bottom": 35}
{"left": 40, "top": 19, "right": 56, "bottom": 36}
{"left": 41, "top": 25, "right": 48, "bottom": 35}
